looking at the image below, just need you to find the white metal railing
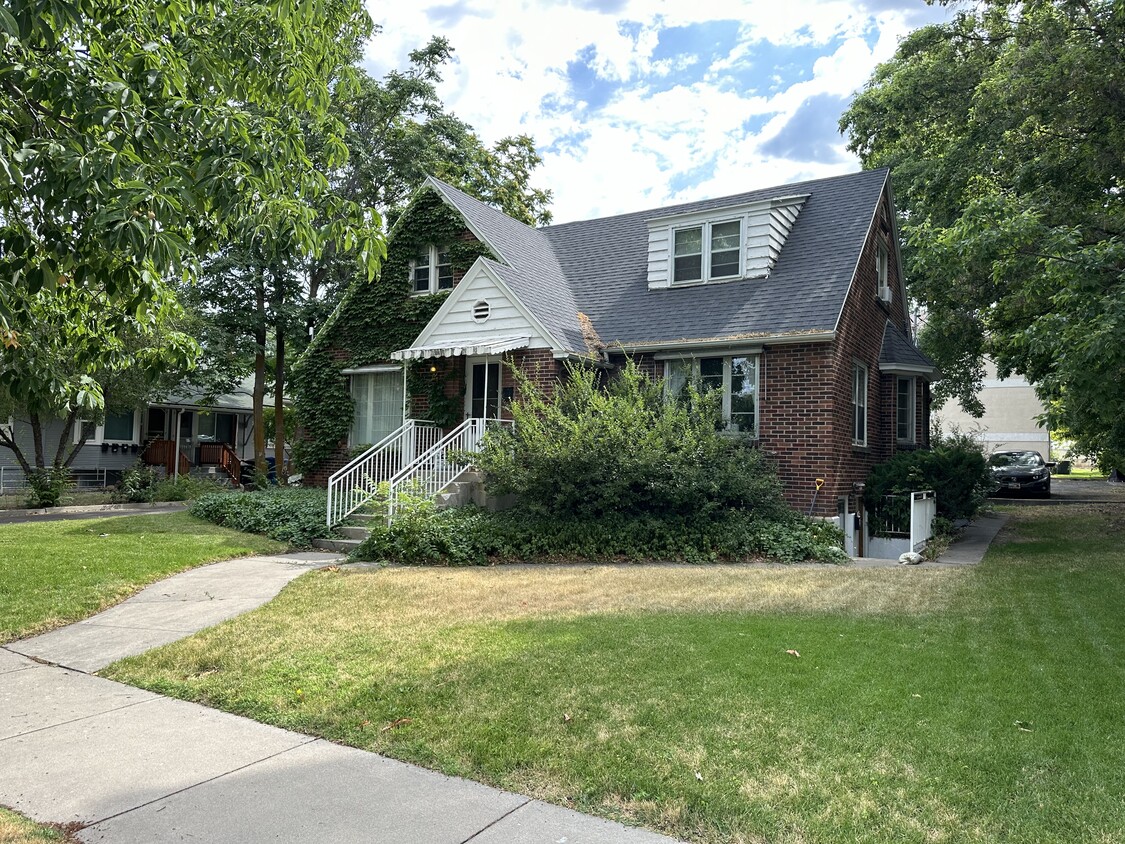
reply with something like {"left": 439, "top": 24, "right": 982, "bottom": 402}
{"left": 326, "top": 420, "right": 441, "bottom": 526}
{"left": 386, "top": 417, "right": 512, "bottom": 520}
{"left": 910, "top": 489, "right": 938, "bottom": 552}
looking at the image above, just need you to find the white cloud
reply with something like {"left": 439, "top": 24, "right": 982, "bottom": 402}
{"left": 362, "top": 0, "right": 954, "bottom": 222}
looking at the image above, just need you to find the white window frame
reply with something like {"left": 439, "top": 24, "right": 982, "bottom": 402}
{"left": 74, "top": 409, "right": 141, "bottom": 445}
{"left": 348, "top": 366, "right": 405, "bottom": 448}
{"left": 896, "top": 376, "right": 916, "bottom": 444}
{"left": 876, "top": 240, "right": 891, "bottom": 303}
{"left": 663, "top": 354, "right": 760, "bottom": 437}
{"left": 671, "top": 218, "right": 744, "bottom": 285}
{"left": 852, "top": 363, "right": 868, "bottom": 446}
{"left": 409, "top": 245, "right": 454, "bottom": 295}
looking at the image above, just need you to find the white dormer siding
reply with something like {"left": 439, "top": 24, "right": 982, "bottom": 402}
{"left": 646, "top": 194, "right": 808, "bottom": 289}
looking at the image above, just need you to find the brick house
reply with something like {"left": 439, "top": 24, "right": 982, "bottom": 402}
{"left": 306, "top": 168, "right": 937, "bottom": 541}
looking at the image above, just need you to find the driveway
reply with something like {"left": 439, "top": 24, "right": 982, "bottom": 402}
{"left": 991, "top": 476, "right": 1125, "bottom": 506}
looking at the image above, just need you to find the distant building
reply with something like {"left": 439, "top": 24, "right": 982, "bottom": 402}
{"left": 933, "top": 358, "right": 1050, "bottom": 457}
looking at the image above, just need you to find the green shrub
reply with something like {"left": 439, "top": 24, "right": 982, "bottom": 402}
{"left": 190, "top": 488, "right": 332, "bottom": 547}
{"left": 25, "top": 467, "right": 71, "bottom": 508}
{"left": 354, "top": 505, "right": 848, "bottom": 566}
{"left": 864, "top": 434, "right": 991, "bottom": 525}
{"left": 114, "top": 463, "right": 161, "bottom": 502}
{"left": 476, "top": 360, "right": 788, "bottom": 520}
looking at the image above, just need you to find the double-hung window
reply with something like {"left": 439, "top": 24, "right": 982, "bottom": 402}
{"left": 672, "top": 219, "right": 742, "bottom": 284}
{"left": 876, "top": 241, "right": 891, "bottom": 302}
{"left": 852, "top": 363, "right": 868, "bottom": 446}
{"left": 665, "top": 355, "right": 759, "bottom": 436}
{"left": 411, "top": 246, "right": 454, "bottom": 294}
{"left": 896, "top": 377, "right": 915, "bottom": 443}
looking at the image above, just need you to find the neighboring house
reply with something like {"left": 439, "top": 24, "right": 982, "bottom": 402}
{"left": 932, "top": 358, "right": 1051, "bottom": 457}
{"left": 306, "top": 168, "right": 937, "bottom": 543}
{"left": 0, "top": 379, "right": 263, "bottom": 491}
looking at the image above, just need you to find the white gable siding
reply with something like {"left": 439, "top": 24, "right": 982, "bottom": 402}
{"left": 646, "top": 194, "right": 807, "bottom": 289}
{"left": 417, "top": 269, "right": 550, "bottom": 349}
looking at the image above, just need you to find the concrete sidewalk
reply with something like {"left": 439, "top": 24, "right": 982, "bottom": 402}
{"left": 0, "top": 554, "right": 680, "bottom": 844}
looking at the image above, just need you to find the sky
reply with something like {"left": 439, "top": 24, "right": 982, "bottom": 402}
{"left": 362, "top": 1, "right": 954, "bottom": 224}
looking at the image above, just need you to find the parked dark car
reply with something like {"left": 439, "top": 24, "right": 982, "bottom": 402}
{"left": 988, "top": 451, "right": 1051, "bottom": 497}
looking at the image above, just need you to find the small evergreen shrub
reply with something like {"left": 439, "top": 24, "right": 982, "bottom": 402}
{"left": 864, "top": 432, "right": 991, "bottom": 525}
{"left": 190, "top": 488, "right": 332, "bottom": 547}
{"left": 25, "top": 467, "right": 71, "bottom": 508}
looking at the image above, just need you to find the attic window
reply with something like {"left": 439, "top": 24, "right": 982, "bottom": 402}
{"left": 471, "top": 300, "right": 491, "bottom": 323}
{"left": 672, "top": 219, "right": 743, "bottom": 284}
{"left": 411, "top": 246, "right": 454, "bottom": 295}
{"left": 877, "top": 241, "right": 891, "bottom": 303}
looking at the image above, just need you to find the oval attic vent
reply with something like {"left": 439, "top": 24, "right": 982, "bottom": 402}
{"left": 472, "top": 300, "right": 491, "bottom": 323}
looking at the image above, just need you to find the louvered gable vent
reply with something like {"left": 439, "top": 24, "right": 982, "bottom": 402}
{"left": 645, "top": 194, "right": 808, "bottom": 289}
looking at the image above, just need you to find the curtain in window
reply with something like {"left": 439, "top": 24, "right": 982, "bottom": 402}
{"left": 351, "top": 372, "right": 402, "bottom": 446}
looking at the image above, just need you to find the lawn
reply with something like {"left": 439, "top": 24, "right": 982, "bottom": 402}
{"left": 0, "top": 512, "right": 285, "bottom": 642}
{"left": 0, "top": 807, "right": 75, "bottom": 843}
{"left": 103, "top": 506, "right": 1125, "bottom": 843}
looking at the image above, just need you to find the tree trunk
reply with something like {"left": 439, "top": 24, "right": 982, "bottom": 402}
{"left": 55, "top": 407, "right": 88, "bottom": 468}
{"left": 30, "top": 414, "right": 46, "bottom": 469}
{"left": 253, "top": 271, "right": 267, "bottom": 477}
{"left": 273, "top": 265, "right": 287, "bottom": 483}
{"left": 0, "top": 419, "right": 32, "bottom": 474}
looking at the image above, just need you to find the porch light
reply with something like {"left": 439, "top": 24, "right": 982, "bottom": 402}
{"left": 429, "top": 365, "right": 437, "bottom": 373}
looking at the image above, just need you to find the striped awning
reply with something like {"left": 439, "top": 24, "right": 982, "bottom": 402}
{"left": 390, "top": 335, "right": 531, "bottom": 361}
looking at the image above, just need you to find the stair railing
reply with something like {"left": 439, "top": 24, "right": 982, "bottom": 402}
{"left": 385, "top": 417, "right": 512, "bottom": 520}
{"left": 326, "top": 420, "right": 441, "bottom": 526}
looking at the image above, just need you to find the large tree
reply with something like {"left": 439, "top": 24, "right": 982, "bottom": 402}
{"left": 841, "top": 0, "right": 1125, "bottom": 465}
{"left": 0, "top": 0, "right": 383, "bottom": 426}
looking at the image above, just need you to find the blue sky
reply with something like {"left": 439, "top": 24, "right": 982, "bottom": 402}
{"left": 363, "top": 1, "right": 952, "bottom": 223}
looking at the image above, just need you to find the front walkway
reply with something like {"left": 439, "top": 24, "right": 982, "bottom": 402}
{"left": 0, "top": 553, "right": 680, "bottom": 844}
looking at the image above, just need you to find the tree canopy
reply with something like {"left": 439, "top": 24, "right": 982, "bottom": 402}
{"left": 841, "top": 0, "right": 1124, "bottom": 464}
{"left": 0, "top": 0, "right": 383, "bottom": 421}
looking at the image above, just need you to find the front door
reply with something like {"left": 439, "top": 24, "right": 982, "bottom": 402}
{"left": 466, "top": 359, "right": 502, "bottom": 420}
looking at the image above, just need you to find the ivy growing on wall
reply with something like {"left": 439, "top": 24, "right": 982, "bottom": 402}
{"left": 292, "top": 190, "right": 493, "bottom": 474}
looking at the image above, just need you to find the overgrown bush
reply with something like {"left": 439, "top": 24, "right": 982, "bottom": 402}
{"left": 190, "top": 488, "right": 332, "bottom": 547}
{"left": 114, "top": 463, "right": 161, "bottom": 502}
{"left": 865, "top": 430, "right": 991, "bottom": 524}
{"left": 115, "top": 464, "right": 227, "bottom": 503}
{"left": 476, "top": 360, "right": 788, "bottom": 520}
{"left": 25, "top": 467, "right": 71, "bottom": 508}
{"left": 354, "top": 505, "right": 848, "bottom": 566}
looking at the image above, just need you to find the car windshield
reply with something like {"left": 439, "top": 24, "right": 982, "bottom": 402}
{"left": 989, "top": 452, "right": 1043, "bottom": 468}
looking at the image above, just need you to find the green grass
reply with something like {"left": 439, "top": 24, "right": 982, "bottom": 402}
{"left": 0, "top": 512, "right": 286, "bottom": 642}
{"left": 1056, "top": 468, "right": 1108, "bottom": 480}
{"left": 0, "top": 807, "right": 75, "bottom": 843}
{"left": 104, "top": 506, "right": 1125, "bottom": 843}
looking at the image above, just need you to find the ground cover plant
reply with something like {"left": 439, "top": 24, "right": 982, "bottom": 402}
{"left": 0, "top": 512, "right": 284, "bottom": 642}
{"left": 104, "top": 505, "right": 1125, "bottom": 843}
{"left": 189, "top": 488, "right": 333, "bottom": 548}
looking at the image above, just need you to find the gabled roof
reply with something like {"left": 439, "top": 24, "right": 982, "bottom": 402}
{"left": 879, "top": 321, "right": 938, "bottom": 379}
{"left": 419, "top": 168, "right": 897, "bottom": 355}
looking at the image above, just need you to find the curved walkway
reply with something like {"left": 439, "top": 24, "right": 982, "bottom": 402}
{"left": 0, "top": 553, "right": 680, "bottom": 844}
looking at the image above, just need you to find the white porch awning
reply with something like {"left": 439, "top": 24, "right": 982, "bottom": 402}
{"left": 390, "top": 335, "right": 531, "bottom": 361}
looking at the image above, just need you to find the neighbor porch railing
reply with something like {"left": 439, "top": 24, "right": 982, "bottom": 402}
{"left": 326, "top": 420, "right": 442, "bottom": 526}
{"left": 386, "top": 417, "right": 512, "bottom": 520}
{"left": 141, "top": 439, "right": 190, "bottom": 478}
{"left": 198, "top": 442, "right": 242, "bottom": 486}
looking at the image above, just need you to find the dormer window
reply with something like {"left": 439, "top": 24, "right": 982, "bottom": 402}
{"left": 411, "top": 246, "right": 454, "bottom": 295}
{"left": 672, "top": 219, "right": 743, "bottom": 284}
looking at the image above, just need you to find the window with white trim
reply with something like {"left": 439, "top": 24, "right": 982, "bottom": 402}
{"left": 73, "top": 410, "right": 139, "bottom": 445}
{"left": 666, "top": 355, "right": 759, "bottom": 436}
{"left": 852, "top": 363, "right": 868, "bottom": 446}
{"left": 896, "top": 377, "right": 915, "bottom": 443}
{"left": 350, "top": 371, "right": 402, "bottom": 447}
{"left": 410, "top": 245, "right": 454, "bottom": 294}
{"left": 876, "top": 241, "right": 891, "bottom": 302}
{"left": 672, "top": 219, "right": 743, "bottom": 284}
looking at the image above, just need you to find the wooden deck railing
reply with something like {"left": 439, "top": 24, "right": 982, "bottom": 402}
{"left": 141, "top": 439, "right": 190, "bottom": 477}
{"left": 198, "top": 442, "right": 242, "bottom": 485}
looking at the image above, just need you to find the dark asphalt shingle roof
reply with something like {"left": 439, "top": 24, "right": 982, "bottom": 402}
{"left": 880, "top": 321, "right": 938, "bottom": 374}
{"left": 427, "top": 168, "right": 893, "bottom": 354}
